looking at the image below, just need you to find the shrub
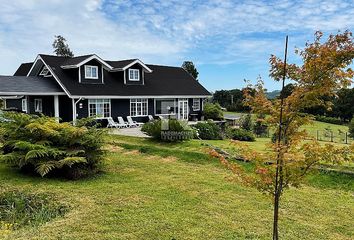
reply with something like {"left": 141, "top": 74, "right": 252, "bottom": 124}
{"left": 141, "top": 119, "right": 195, "bottom": 142}
{"left": 0, "top": 112, "right": 107, "bottom": 179}
{"left": 203, "top": 103, "right": 224, "bottom": 120}
{"left": 349, "top": 118, "right": 354, "bottom": 138}
{"left": 240, "top": 113, "right": 253, "bottom": 131}
{"left": 227, "top": 128, "right": 255, "bottom": 141}
{"left": 315, "top": 115, "right": 343, "bottom": 125}
{"left": 253, "top": 114, "right": 268, "bottom": 136}
{"left": 193, "top": 121, "right": 223, "bottom": 140}
{"left": 0, "top": 189, "right": 67, "bottom": 230}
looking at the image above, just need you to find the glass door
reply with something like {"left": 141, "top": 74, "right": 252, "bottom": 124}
{"left": 178, "top": 99, "right": 189, "bottom": 120}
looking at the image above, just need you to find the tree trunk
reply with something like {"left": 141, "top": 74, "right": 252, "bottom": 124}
{"left": 273, "top": 189, "right": 281, "bottom": 240}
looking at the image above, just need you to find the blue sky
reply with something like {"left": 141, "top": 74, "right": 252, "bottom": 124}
{"left": 0, "top": 0, "right": 353, "bottom": 91}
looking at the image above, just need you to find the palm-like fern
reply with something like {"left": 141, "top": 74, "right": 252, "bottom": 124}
{"left": 0, "top": 112, "right": 107, "bottom": 178}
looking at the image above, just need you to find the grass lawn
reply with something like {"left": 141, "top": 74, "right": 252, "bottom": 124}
{"left": 1, "top": 135, "right": 353, "bottom": 240}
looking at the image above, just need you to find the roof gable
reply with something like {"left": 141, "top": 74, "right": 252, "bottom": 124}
{"left": 60, "top": 54, "right": 113, "bottom": 70}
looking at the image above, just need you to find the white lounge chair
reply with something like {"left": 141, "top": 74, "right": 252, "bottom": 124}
{"left": 117, "top": 117, "right": 128, "bottom": 128}
{"left": 148, "top": 115, "right": 154, "bottom": 121}
{"left": 107, "top": 117, "right": 120, "bottom": 128}
{"left": 158, "top": 115, "right": 164, "bottom": 120}
{"left": 127, "top": 116, "right": 144, "bottom": 127}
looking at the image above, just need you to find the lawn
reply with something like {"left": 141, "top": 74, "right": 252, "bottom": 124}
{"left": 0, "top": 135, "right": 353, "bottom": 240}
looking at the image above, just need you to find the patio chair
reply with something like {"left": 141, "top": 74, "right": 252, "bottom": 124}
{"left": 127, "top": 116, "right": 144, "bottom": 127}
{"left": 158, "top": 115, "right": 164, "bottom": 120}
{"left": 107, "top": 117, "right": 120, "bottom": 128}
{"left": 148, "top": 115, "right": 154, "bottom": 121}
{"left": 117, "top": 117, "right": 129, "bottom": 128}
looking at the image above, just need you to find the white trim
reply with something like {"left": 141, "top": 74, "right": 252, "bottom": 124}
{"left": 123, "top": 70, "right": 126, "bottom": 84}
{"left": 122, "top": 59, "right": 153, "bottom": 73}
{"left": 130, "top": 98, "right": 148, "bottom": 117}
{"left": 54, "top": 95, "right": 59, "bottom": 120}
{"left": 34, "top": 98, "right": 42, "bottom": 113}
{"left": 61, "top": 54, "right": 113, "bottom": 70}
{"left": 3, "top": 99, "right": 6, "bottom": 109}
{"left": 70, "top": 95, "right": 210, "bottom": 99}
{"left": 101, "top": 65, "right": 104, "bottom": 83}
{"left": 128, "top": 69, "right": 140, "bottom": 81}
{"left": 22, "top": 98, "right": 27, "bottom": 113}
{"left": 0, "top": 92, "right": 66, "bottom": 96}
{"left": 192, "top": 98, "right": 200, "bottom": 111}
{"left": 78, "top": 66, "right": 81, "bottom": 83}
{"left": 84, "top": 65, "right": 99, "bottom": 79}
{"left": 27, "top": 55, "right": 72, "bottom": 97}
{"left": 88, "top": 99, "right": 111, "bottom": 118}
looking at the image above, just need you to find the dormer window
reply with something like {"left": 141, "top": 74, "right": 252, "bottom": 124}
{"left": 129, "top": 69, "right": 140, "bottom": 81}
{"left": 85, "top": 65, "right": 98, "bottom": 79}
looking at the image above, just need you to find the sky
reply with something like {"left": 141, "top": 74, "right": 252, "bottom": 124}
{"left": 0, "top": 0, "right": 353, "bottom": 92}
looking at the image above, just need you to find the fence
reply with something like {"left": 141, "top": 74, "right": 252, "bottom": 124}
{"left": 254, "top": 129, "right": 352, "bottom": 144}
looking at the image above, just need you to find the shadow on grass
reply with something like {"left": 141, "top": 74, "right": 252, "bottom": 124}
{"left": 115, "top": 142, "right": 217, "bottom": 165}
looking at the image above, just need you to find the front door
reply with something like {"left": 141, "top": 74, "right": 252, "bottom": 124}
{"left": 178, "top": 99, "right": 189, "bottom": 120}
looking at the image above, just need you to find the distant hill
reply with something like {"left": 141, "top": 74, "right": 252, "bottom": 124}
{"left": 266, "top": 90, "right": 281, "bottom": 99}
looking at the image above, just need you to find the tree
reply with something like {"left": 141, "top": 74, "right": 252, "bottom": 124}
{"left": 279, "top": 83, "right": 294, "bottom": 99}
{"left": 332, "top": 88, "right": 354, "bottom": 122}
{"left": 349, "top": 118, "right": 354, "bottom": 138}
{"left": 210, "top": 31, "right": 354, "bottom": 239}
{"left": 52, "top": 35, "right": 74, "bottom": 57}
{"left": 182, "top": 61, "right": 199, "bottom": 80}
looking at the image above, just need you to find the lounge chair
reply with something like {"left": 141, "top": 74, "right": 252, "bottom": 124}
{"left": 148, "top": 115, "right": 154, "bottom": 121}
{"left": 158, "top": 115, "right": 164, "bottom": 120}
{"left": 117, "top": 117, "right": 128, "bottom": 128}
{"left": 127, "top": 116, "right": 144, "bottom": 127}
{"left": 107, "top": 117, "right": 120, "bottom": 128}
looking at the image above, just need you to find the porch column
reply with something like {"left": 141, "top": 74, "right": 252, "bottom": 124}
{"left": 54, "top": 95, "right": 59, "bottom": 122}
{"left": 72, "top": 98, "right": 76, "bottom": 123}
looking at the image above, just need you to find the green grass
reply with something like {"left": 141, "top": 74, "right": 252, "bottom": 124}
{"left": 0, "top": 135, "right": 353, "bottom": 240}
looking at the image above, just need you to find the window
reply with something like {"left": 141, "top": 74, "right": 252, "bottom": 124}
{"left": 129, "top": 69, "right": 140, "bottom": 81}
{"left": 155, "top": 99, "right": 176, "bottom": 115}
{"left": 34, "top": 99, "right": 42, "bottom": 113}
{"left": 39, "top": 66, "right": 51, "bottom": 76}
{"left": 85, "top": 65, "right": 98, "bottom": 79}
{"left": 130, "top": 99, "right": 148, "bottom": 116}
{"left": 22, "top": 98, "right": 27, "bottom": 112}
{"left": 192, "top": 98, "right": 200, "bottom": 111}
{"left": 88, "top": 99, "right": 111, "bottom": 118}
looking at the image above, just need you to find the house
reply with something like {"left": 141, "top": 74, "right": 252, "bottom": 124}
{"left": 0, "top": 54, "right": 210, "bottom": 124}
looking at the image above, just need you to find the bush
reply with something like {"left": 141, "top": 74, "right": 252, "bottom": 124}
{"left": 193, "top": 121, "right": 223, "bottom": 140}
{"left": 0, "top": 112, "right": 107, "bottom": 179}
{"left": 203, "top": 103, "right": 223, "bottom": 120}
{"left": 315, "top": 115, "right": 342, "bottom": 125}
{"left": 141, "top": 119, "right": 195, "bottom": 142}
{"left": 240, "top": 113, "right": 253, "bottom": 131}
{"left": 0, "top": 189, "right": 67, "bottom": 230}
{"left": 227, "top": 128, "right": 255, "bottom": 141}
{"left": 349, "top": 118, "right": 354, "bottom": 138}
{"left": 253, "top": 114, "right": 268, "bottom": 136}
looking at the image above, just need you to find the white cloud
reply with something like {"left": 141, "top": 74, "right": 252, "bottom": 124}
{"left": 0, "top": 0, "right": 353, "bottom": 75}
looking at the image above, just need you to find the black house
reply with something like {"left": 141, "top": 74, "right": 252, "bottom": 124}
{"left": 0, "top": 54, "right": 210, "bottom": 123}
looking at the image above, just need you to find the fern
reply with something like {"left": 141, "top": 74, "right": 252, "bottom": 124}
{"left": 35, "top": 161, "right": 57, "bottom": 177}
{"left": 57, "top": 157, "right": 87, "bottom": 168}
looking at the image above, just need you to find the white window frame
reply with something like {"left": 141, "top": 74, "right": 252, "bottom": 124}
{"left": 34, "top": 99, "right": 42, "bottom": 113}
{"left": 128, "top": 69, "right": 140, "bottom": 81}
{"left": 130, "top": 98, "right": 148, "bottom": 116}
{"left": 39, "top": 66, "right": 51, "bottom": 77}
{"left": 84, "top": 65, "right": 99, "bottom": 79}
{"left": 22, "top": 98, "right": 27, "bottom": 112}
{"left": 192, "top": 98, "right": 200, "bottom": 111}
{"left": 88, "top": 99, "right": 111, "bottom": 118}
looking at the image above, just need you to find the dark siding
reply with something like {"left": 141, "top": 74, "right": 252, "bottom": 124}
{"left": 28, "top": 60, "right": 44, "bottom": 76}
{"left": 27, "top": 96, "right": 54, "bottom": 116}
{"left": 110, "top": 99, "right": 150, "bottom": 123}
{"left": 125, "top": 64, "right": 144, "bottom": 85}
{"left": 59, "top": 95, "right": 73, "bottom": 122}
{"left": 188, "top": 98, "right": 202, "bottom": 120}
{"left": 76, "top": 99, "right": 88, "bottom": 119}
{"left": 80, "top": 59, "right": 103, "bottom": 84}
